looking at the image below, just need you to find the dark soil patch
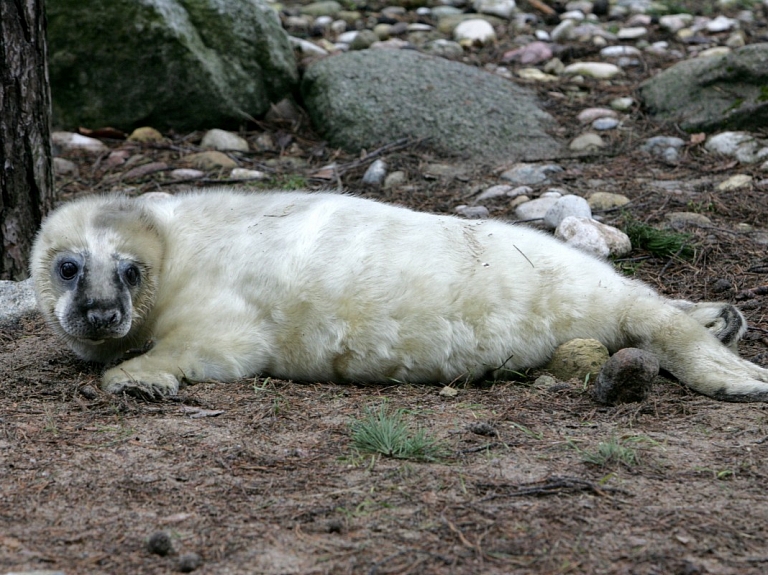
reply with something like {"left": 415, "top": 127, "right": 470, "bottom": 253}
{"left": 4, "top": 8, "right": 768, "bottom": 574}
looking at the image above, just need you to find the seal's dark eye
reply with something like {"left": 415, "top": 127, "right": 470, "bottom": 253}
{"left": 59, "top": 261, "right": 79, "bottom": 281}
{"left": 124, "top": 264, "right": 140, "bottom": 287}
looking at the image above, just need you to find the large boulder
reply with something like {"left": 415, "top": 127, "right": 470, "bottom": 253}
{"left": 301, "top": 50, "right": 563, "bottom": 163}
{"left": 48, "top": 0, "right": 298, "bottom": 131}
{"left": 639, "top": 43, "right": 768, "bottom": 133}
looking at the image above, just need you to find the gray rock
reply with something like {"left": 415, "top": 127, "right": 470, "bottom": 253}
{"left": 362, "top": 159, "right": 387, "bottom": 184}
{"left": 545, "top": 338, "right": 610, "bottom": 382}
{"left": 640, "top": 136, "right": 685, "bottom": 154}
{"left": 0, "top": 279, "right": 37, "bottom": 326}
{"left": 593, "top": 348, "right": 659, "bottom": 405}
{"left": 543, "top": 195, "right": 592, "bottom": 229}
{"left": 455, "top": 205, "right": 490, "bottom": 218}
{"left": 474, "top": 184, "right": 515, "bottom": 202}
{"left": 48, "top": 0, "right": 298, "bottom": 131}
{"left": 350, "top": 29, "right": 379, "bottom": 50}
{"left": 639, "top": 44, "right": 768, "bottom": 133}
{"left": 500, "top": 162, "right": 563, "bottom": 185}
{"left": 587, "top": 192, "right": 630, "bottom": 211}
{"left": 301, "top": 50, "right": 563, "bottom": 163}
{"left": 422, "top": 39, "right": 464, "bottom": 59}
{"left": 664, "top": 212, "right": 712, "bottom": 228}
{"left": 383, "top": 170, "right": 406, "bottom": 189}
{"left": 704, "top": 131, "right": 768, "bottom": 164}
{"left": 640, "top": 136, "right": 686, "bottom": 162}
{"left": 53, "top": 157, "right": 78, "bottom": 176}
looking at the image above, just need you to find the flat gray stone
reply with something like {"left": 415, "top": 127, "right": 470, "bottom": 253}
{"left": 639, "top": 43, "right": 768, "bottom": 133}
{"left": 301, "top": 50, "right": 563, "bottom": 164}
{"left": 48, "top": 0, "right": 298, "bottom": 131}
{"left": 0, "top": 278, "right": 37, "bottom": 326}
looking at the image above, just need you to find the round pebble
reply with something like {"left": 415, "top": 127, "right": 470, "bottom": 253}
{"left": 79, "top": 385, "right": 98, "bottom": 400}
{"left": 592, "top": 117, "right": 620, "bottom": 130}
{"left": 177, "top": 552, "right": 203, "bottom": 573}
{"left": 147, "top": 531, "right": 173, "bottom": 556}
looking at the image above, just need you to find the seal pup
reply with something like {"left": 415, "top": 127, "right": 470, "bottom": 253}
{"left": 30, "top": 188, "right": 768, "bottom": 401}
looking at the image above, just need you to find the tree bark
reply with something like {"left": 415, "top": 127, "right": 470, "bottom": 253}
{"left": 0, "top": 0, "right": 54, "bottom": 280}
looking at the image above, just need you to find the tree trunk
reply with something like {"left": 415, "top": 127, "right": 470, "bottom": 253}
{"left": 0, "top": 0, "right": 54, "bottom": 280}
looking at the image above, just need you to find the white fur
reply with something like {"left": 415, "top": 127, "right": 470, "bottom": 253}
{"left": 30, "top": 189, "right": 768, "bottom": 401}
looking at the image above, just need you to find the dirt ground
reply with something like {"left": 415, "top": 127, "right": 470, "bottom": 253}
{"left": 3, "top": 12, "right": 768, "bottom": 575}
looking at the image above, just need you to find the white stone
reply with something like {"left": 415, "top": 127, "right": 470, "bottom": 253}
{"left": 551, "top": 19, "right": 576, "bottom": 42}
{"left": 454, "top": 19, "right": 496, "bottom": 45}
{"left": 600, "top": 45, "right": 641, "bottom": 58}
{"left": 517, "top": 68, "right": 558, "bottom": 81}
{"left": 577, "top": 107, "right": 617, "bottom": 123}
{"left": 716, "top": 174, "right": 752, "bottom": 191}
{"left": 407, "top": 23, "right": 434, "bottom": 32}
{"left": 569, "top": 133, "right": 606, "bottom": 151}
{"left": 616, "top": 27, "right": 647, "bottom": 40}
{"left": 561, "top": 10, "right": 585, "bottom": 21}
{"left": 170, "top": 168, "right": 205, "bottom": 179}
{"left": 514, "top": 196, "right": 559, "bottom": 220}
{"left": 288, "top": 36, "right": 329, "bottom": 56}
{"left": 201, "top": 129, "right": 249, "bottom": 152}
{"left": 51, "top": 131, "right": 108, "bottom": 153}
{"left": 562, "top": 62, "right": 621, "bottom": 79}
{"left": 659, "top": 14, "right": 693, "bottom": 32}
{"left": 707, "top": 15, "right": 739, "bottom": 32}
{"left": 230, "top": 168, "right": 267, "bottom": 180}
{"left": 610, "top": 97, "right": 635, "bottom": 111}
{"left": 473, "top": 0, "right": 517, "bottom": 20}
{"left": 337, "top": 30, "right": 358, "bottom": 43}
{"left": 555, "top": 217, "right": 632, "bottom": 258}
{"left": 592, "top": 117, "right": 619, "bottom": 130}
{"left": 543, "top": 195, "right": 592, "bottom": 229}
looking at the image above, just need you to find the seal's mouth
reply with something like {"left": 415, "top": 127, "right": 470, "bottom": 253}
{"left": 72, "top": 336, "right": 105, "bottom": 345}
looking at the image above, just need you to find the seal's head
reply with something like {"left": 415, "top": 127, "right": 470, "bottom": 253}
{"left": 30, "top": 196, "right": 164, "bottom": 362}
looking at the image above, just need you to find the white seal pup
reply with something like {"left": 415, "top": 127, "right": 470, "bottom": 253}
{"left": 30, "top": 188, "right": 768, "bottom": 401}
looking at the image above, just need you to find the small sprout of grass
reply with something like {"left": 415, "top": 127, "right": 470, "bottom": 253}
{"left": 253, "top": 376, "right": 272, "bottom": 393}
{"left": 622, "top": 219, "right": 694, "bottom": 259}
{"left": 716, "top": 469, "right": 735, "bottom": 480}
{"left": 509, "top": 421, "right": 543, "bottom": 440}
{"left": 570, "top": 435, "right": 657, "bottom": 468}
{"left": 350, "top": 404, "right": 448, "bottom": 462}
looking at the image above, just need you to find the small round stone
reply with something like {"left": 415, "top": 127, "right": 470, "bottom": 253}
{"left": 79, "top": 385, "right": 98, "bottom": 400}
{"left": 177, "top": 552, "right": 203, "bottom": 572}
{"left": 147, "top": 530, "right": 173, "bottom": 556}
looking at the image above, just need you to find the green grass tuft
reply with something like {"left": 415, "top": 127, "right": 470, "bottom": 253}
{"left": 622, "top": 220, "right": 695, "bottom": 259}
{"left": 350, "top": 404, "right": 448, "bottom": 462}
